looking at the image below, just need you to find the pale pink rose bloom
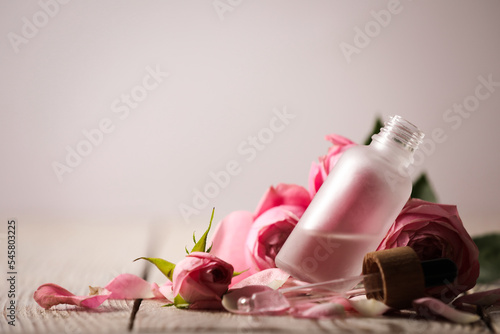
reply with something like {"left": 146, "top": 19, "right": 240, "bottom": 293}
{"left": 211, "top": 184, "right": 311, "bottom": 284}
{"left": 245, "top": 204, "right": 306, "bottom": 270}
{"left": 308, "top": 134, "right": 356, "bottom": 197}
{"left": 377, "top": 199, "right": 480, "bottom": 300}
{"left": 172, "top": 252, "right": 233, "bottom": 309}
{"left": 253, "top": 183, "right": 311, "bottom": 217}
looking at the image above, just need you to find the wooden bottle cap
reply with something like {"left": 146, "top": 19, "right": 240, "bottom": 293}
{"left": 362, "top": 246, "right": 425, "bottom": 309}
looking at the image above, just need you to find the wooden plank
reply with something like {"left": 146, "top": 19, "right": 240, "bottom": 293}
{"left": 2, "top": 221, "right": 498, "bottom": 333}
{"left": 470, "top": 283, "right": 500, "bottom": 333}
{"left": 1, "top": 221, "right": 151, "bottom": 333}
{"left": 2, "top": 297, "right": 135, "bottom": 333}
{"left": 487, "top": 305, "right": 500, "bottom": 333}
{"left": 134, "top": 300, "right": 489, "bottom": 334}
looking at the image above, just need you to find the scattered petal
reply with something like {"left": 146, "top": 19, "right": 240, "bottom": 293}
{"left": 349, "top": 297, "right": 390, "bottom": 317}
{"left": 329, "top": 296, "right": 354, "bottom": 311}
{"left": 157, "top": 281, "right": 175, "bottom": 301}
{"left": 231, "top": 268, "right": 290, "bottom": 290}
{"left": 34, "top": 273, "right": 165, "bottom": 310}
{"left": 33, "top": 283, "right": 110, "bottom": 309}
{"left": 151, "top": 282, "right": 172, "bottom": 301}
{"left": 453, "top": 288, "right": 500, "bottom": 308}
{"left": 413, "top": 297, "right": 481, "bottom": 324}
{"left": 104, "top": 273, "right": 156, "bottom": 299}
{"left": 291, "top": 302, "right": 345, "bottom": 319}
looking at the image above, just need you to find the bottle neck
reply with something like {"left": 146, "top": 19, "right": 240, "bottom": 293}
{"left": 370, "top": 115, "right": 424, "bottom": 166}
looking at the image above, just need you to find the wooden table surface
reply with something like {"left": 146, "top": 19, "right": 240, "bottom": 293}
{"left": 1, "top": 220, "right": 498, "bottom": 333}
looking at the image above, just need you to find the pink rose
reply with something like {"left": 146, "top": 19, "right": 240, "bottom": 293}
{"left": 377, "top": 199, "right": 480, "bottom": 300}
{"left": 210, "top": 183, "right": 311, "bottom": 284}
{"left": 308, "top": 134, "right": 356, "bottom": 197}
{"left": 245, "top": 203, "right": 307, "bottom": 271}
{"left": 172, "top": 252, "right": 233, "bottom": 309}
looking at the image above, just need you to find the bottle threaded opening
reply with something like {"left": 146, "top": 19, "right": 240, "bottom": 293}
{"left": 372, "top": 115, "right": 424, "bottom": 152}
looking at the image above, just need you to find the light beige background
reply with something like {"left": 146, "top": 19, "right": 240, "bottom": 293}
{"left": 1, "top": 0, "right": 499, "bottom": 250}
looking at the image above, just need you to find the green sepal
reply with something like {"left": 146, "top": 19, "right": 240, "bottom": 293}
{"left": 190, "top": 207, "right": 215, "bottom": 253}
{"left": 185, "top": 246, "right": 190, "bottom": 255}
{"left": 363, "top": 116, "right": 384, "bottom": 145}
{"left": 134, "top": 257, "right": 176, "bottom": 282}
{"left": 233, "top": 269, "right": 249, "bottom": 277}
{"left": 473, "top": 233, "right": 500, "bottom": 283}
{"left": 162, "top": 303, "right": 174, "bottom": 307}
{"left": 173, "top": 294, "right": 190, "bottom": 309}
{"left": 411, "top": 173, "right": 438, "bottom": 203}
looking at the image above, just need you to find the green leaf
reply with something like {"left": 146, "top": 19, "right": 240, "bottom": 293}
{"left": 190, "top": 207, "right": 215, "bottom": 253}
{"left": 173, "top": 294, "right": 190, "bottom": 309}
{"left": 473, "top": 233, "right": 500, "bottom": 283}
{"left": 233, "top": 269, "right": 249, "bottom": 277}
{"left": 162, "top": 303, "right": 174, "bottom": 307}
{"left": 411, "top": 173, "right": 438, "bottom": 202}
{"left": 134, "top": 257, "right": 176, "bottom": 282}
{"left": 363, "top": 116, "right": 384, "bottom": 145}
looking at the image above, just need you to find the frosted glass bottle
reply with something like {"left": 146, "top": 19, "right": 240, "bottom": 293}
{"left": 275, "top": 115, "right": 425, "bottom": 283}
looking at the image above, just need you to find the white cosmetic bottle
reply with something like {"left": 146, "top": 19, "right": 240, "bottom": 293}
{"left": 275, "top": 115, "right": 425, "bottom": 283}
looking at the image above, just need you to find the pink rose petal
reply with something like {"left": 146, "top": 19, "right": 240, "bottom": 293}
{"left": 325, "top": 133, "right": 356, "bottom": 147}
{"left": 348, "top": 298, "right": 390, "bottom": 317}
{"left": 377, "top": 199, "right": 480, "bottom": 299}
{"left": 413, "top": 297, "right": 480, "bottom": 324}
{"left": 245, "top": 205, "right": 305, "bottom": 271}
{"left": 210, "top": 210, "right": 255, "bottom": 285}
{"left": 231, "top": 268, "right": 290, "bottom": 290}
{"left": 104, "top": 273, "right": 156, "bottom": 299}
{"left": 308, "top": 134, "right": 356, "bottom": 197}
{"left": 254, "top": 184, "right": 311, "bottom": 217}
{"left": 453, "top": 288, "right": 500, "bottom": 307}
{"left": 150, "top": 282, "right": 172, "bottom": 301}
{"left": 158, "top": 281, "right": 175, "bottom": 301}
{"left": 34, "top": 273, "right": 166, "bottom": 310}
{"left": 33, "top": 283, "right": 111, "bottom": 309}
{"left": 291, "top": 302, "right": 346, "bottom": 318}
{"left": 308, "top": 162, "right": 324, "bottom": 198}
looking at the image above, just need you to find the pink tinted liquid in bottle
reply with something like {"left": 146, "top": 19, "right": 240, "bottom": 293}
{"left": 275, "top": 115, "right": 424, "bottom": 283}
